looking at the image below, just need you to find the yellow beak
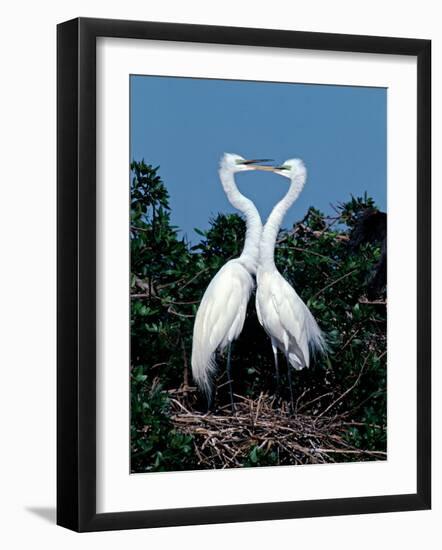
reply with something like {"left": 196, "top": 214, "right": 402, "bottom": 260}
{"left": 250, "top": 165, "right": 278, "bottom": 172}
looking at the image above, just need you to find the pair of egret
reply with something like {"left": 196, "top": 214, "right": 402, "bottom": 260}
{"left": 191, "top": 153, "right": 325, "bottom": 410}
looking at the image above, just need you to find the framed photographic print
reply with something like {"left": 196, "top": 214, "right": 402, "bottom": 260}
{"left": 57, "top": 17, "right": 431, "bottom": 532}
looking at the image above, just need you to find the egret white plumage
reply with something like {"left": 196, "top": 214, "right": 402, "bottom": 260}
{"left": 255, "top": 159, "right": 326, "bottom": 407}
{"left": 191, "top": 153, "right": 273, "bottom": 409}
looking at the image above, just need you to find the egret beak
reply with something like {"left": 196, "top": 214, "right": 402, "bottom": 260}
{"left": 241, "top": 158, "right": 278, "bottom": 172}
{"left": 252, "top": 165, "right": 278, "bottom": 172}
{"left": 242, "top": 158, "right": 273, "bottom": 165}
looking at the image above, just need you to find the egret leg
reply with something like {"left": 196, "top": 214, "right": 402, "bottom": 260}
{"left": 271, "top": 342, "right": 280, "bottom": 395}
{"left": 286, "top": 356, "right": 295, "bottom": 413}
{"left": 207, "top": 390, "right": 215, "bottom": 413}
{"left": 226, "top": 343, "right": 235, "bottom": 412}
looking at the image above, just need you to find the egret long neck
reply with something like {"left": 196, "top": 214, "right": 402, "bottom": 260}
{"left": 219, "top": 167, "right": 262, "bottom": 274}
{"left": 259, "top": 172, "right": 306, "bottom": 271}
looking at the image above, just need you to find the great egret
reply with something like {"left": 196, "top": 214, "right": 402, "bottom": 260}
{"left": 255, "top": 159, "right": 326, "bottom": 408}
{"left": 191, "top": 153, "right": 273, "bottom": 409}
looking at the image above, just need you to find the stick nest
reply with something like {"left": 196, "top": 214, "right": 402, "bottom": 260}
{"left": 169, "top": 392, "right": 386, "bottom": 469}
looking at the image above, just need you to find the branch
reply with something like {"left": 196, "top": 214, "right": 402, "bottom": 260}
{"left": 310, "top": 268, "right": 358, "bottom": 301}
{"left": 167, "top": 305, "right": 195, "bottom": 318}
{"left": 286, "top": 246, "right": 339, "bottom": 264}
{"left": 317, "top": 354, "right": 370, "bottom": 418}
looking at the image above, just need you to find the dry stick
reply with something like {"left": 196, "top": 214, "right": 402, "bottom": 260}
{"left": 167, "top": 305, "right": 195, "bottom": 318}
{"left": 343, "top": 389, "right": 386, "bottom": 419}
{"left": 156, "top": 264, "right": 212, "bottom": 291}
{"left": 315, "top": 449, "right": 387, "bottom": 456}
{"left": 297, "top": 391, "right": 334, "bottom": 413}
{"left": 167, "top": 385, "right": 197, "bottom": 395}
{"left": 275, "top": 223, "right": 313, "bottom": 245}
{"left": 310, "top": 268, "right": 358, "bottom": 301}
{"left": 286, "top": 246, "right": 339, "bottom": 264}
{"left": 163, "top": 298, "right": 200, "bottom": 305}
{"left": 317, "top": 215, "right": 341, "bottom": 236}
{"left": 181, "top": 338, "right": 190, "bottom": 399}
{"left": 169, "top": 397, "right": 194, "bottom": 416}
{"left": 317, "top": 354, "right": 370, "bottom": 418}
{"left": 329, "top": 202, "right": 342, "bottom": 216}
{"left": 168, "top": 394, "right": 385, "bottom": 468}
{"left": 359, "top": 298, "right": 387, "bottom": 305}
{"left": 341, "top": 350, "right": 387, "bottom": 417}
{"left": 131, "top": 293, "right": 200, "bottom": 305}
{"left": 254, "top": 393, "right": 264, "bottom": 425}
{"left": 336, "top": 329, "right": 361, "bottom": 358}
{"left": 343, "top": 421, "right": 385, "bottom": 430}
{"left": 217, "top": 379, "right": 235, "bottom": 390}
{"left": 130, "top": 225, "right": 150, "bottom": 233}
{"left": 193, "top": 442, "right": 204, "bottom": 464}
{"left": 294, "top": 388, "right": 310, "bottom": 413}
{"left": 150, "top": 362, "right": 169, "bottom": 370}
{"left": 180, "top": 266, "right": 213, "bottom": 290}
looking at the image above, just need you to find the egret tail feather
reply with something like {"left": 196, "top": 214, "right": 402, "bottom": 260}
{"left": 191, "top": 343, "right": 218, "bottom": 401}
{"left": 305, "top": 307, "right": 327, "bottom": 357}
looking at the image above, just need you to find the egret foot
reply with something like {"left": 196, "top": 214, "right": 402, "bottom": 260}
{"left": 226, "top": 343, "right": 236, "bottom": 413}
{"left": 272, "top": 343, "right": 280, "bottom": 397}
{"left": 286, "top": 357, "right": 295, "bottom": 414}
{"left": 207, "top": 390, "right": 216, "bottom": 414}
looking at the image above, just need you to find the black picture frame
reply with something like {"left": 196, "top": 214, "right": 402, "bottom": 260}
{"left": 57, "top": 17, "right": 431, "bottom": 532}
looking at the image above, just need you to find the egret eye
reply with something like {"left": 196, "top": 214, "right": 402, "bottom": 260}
{"left": 235, "top": 159, "right": 244, "bottom": 165}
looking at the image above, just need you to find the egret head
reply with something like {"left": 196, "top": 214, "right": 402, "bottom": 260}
{"left": 220, "top": 153, "right": 274, "bottom": 173}
{"left": 272, "top": 158, "right": 307, "bottom": 180}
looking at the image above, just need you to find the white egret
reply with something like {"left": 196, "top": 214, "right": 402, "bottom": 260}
{"left": 255, "top": 159, "right": 326, "bottom": 407}
{"left": 191, "top": 153, "right": 273, "bottom": 409}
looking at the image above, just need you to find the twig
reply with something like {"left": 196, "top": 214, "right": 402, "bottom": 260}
{"left": 131, "top": 293, "right": 199, "bottom": 305}
{"left": 181, "top": 338, "right": 190, "bottom": 398}
{"left": 130, "top": 225, "right": 150, "bottom": 233}
{"left": 359, "top": 297, "right": 387, "bottom": 305}
{"left": 180, "top": 267, "right": 211, "bottom": 290}
{"left": 297, "top": 391, "right": 333, "bottom": 412}
{"left": 167, "top": 305, "right": 195, "bottom": 318}
{"left": 164, "top": 393, "right": 386, "bottom": 469}
{"left": 336, "top": 329, "right": 360, "bottom": 357}
{"left": 310, "top": 268, "right": 358, "bottom": 301}
{"left": 314, "top": 449, "right": 386, "bottom": 456}
{"left": 286, "top": 246, "right": 339, "bottom": 264}
{"left": 317, "top": 354, "right": 370, "bottom": 418}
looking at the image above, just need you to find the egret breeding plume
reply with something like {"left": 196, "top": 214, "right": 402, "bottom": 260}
{"left": 256, "top": 159, "right": 326, "bottom": 407}
{"left": 191, "top": 153, "right": 273, "bottom": 409}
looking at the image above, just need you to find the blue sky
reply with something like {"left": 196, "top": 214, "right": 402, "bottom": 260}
{"left": 130, "top": 75, "right": 386, "bottom": 243}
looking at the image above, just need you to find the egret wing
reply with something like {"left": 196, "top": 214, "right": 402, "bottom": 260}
{"left": 269, "top": 274, "right": 309, "bottom": 367}
{"left": 191, "top": 261, "right": 253, "bottom": 395}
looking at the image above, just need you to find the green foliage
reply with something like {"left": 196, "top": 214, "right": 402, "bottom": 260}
{"left": 131, "top": 375, "right": 195, "bottom": 472}
{"left": 244, "top": 445, "right": 278, "bottom": 468}
{"left": 337, "top": 193, "right": 376, "bottom": 227}
{"left": 130, "top": 160, "right": 387, "bottom": 473}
